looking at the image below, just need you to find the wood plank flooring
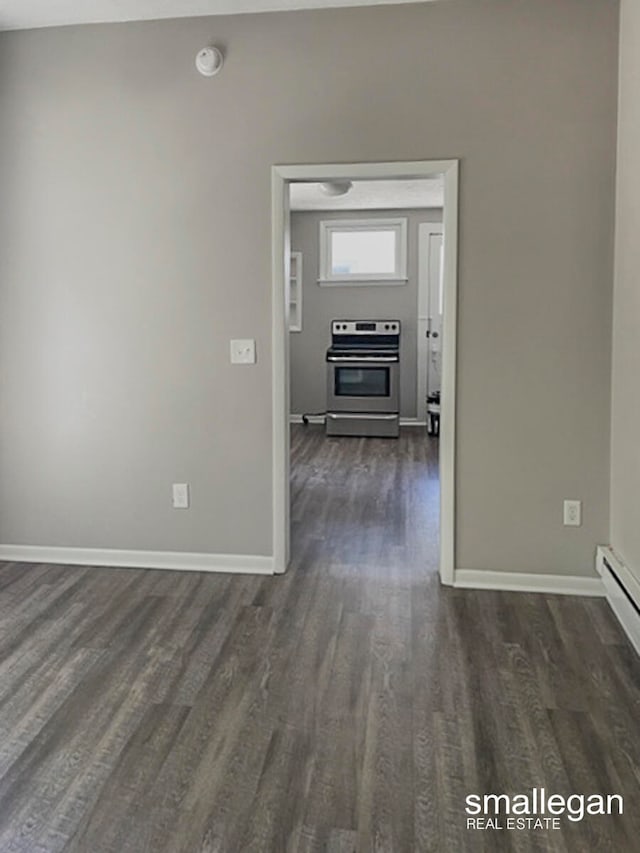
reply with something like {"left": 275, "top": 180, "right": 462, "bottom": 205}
{"left": 0, "top": 424, "right": 637, "bottom": 852}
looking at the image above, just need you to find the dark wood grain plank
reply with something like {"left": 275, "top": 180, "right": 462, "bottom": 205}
{"left": 0, "top": 426, "right": 635, "bottom": 852}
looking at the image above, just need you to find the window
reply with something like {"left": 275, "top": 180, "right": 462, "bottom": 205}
{"left": 319, "top": 218, "right": 408, "bottom": 285}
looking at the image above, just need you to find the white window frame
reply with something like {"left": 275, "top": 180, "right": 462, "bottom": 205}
{"left": 318, "top": 217, "right": 408, "bottom": 285}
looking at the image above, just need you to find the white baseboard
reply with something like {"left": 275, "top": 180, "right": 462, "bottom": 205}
{"left": 0, "top": 545, "right": 274, "bottom": 575}
{"left": 596, "top": 545, "right": 640, "bottom": 656}
{"left": 290, "top": 414, "right": 426, "bottom": 427}
{"left": 290, "top": 414, "right": 325, "bottom": 424}
{"left": 453, "top": 569, "right": 604, "bottom": 597}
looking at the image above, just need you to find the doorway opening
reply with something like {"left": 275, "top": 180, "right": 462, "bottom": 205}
{"left": 271, "top": 161, "right": 458, "bottom": 583}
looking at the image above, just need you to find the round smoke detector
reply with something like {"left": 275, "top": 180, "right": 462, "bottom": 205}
{"left": 195, "top": 47, "right": 224, "bottom": 77}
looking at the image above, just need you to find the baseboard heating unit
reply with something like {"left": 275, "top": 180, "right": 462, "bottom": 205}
{"left": 596, "top": 545, "right": 640, "bottom": 656}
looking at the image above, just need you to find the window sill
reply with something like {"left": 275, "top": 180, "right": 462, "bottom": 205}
{"left": 317, "top": 278, "right": 408, "bottom": 287}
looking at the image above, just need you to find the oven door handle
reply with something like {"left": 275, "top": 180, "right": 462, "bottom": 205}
{"left": 326, "top": 355, "right": 398, "bottom": 363}
{"left": 327, "top": 413, "right": 398, "bottom": 420}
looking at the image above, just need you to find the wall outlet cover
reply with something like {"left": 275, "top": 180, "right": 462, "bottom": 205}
{"left": 230, "top": 339, "right": 256, "bottom": 364}
{"left": 563, "top": 499, "right": 581, "bottom": 527}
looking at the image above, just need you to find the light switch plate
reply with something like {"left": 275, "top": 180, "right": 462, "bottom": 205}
{"left": 172, "top": 483, "right": 190, "bottom": 509}
{"left": 230, "top": 339, "right": 256, "bottom": 364}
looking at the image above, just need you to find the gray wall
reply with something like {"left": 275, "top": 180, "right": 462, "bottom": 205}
{"left": 0, "top": 0, "right": 618, "bottom": 574}
{"left": 290, "top": 208, "right": 442, "bottom": 420}
{"left": 611, "top": 0, "right": 640, "bottom": 578}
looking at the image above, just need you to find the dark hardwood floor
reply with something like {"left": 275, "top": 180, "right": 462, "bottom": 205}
{"left": 0, "top": 424, "right": 637, "bottom": 852}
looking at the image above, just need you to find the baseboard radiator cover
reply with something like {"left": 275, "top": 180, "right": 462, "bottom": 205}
{"left": 453, "top": 569, "right": 604, "bottom": 597}
{"left": 596, "top": 545, "right": 640, "bottom": 656}
{"left": 0, "top": 545, "right": 274, "bottom": 575}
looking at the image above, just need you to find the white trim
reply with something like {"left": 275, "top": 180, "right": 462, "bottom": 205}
{"left": 272, "top": 168, "right": 290, "bottom": 574}
{"left": 596, "top": 545, "right": 640, "bottom": 656}
{"left": 0, "top": 545, "right": 274, "bottom": 575}
{"left": 400, "top": 417, "right": 427, "bottom": 427}
{"left": 454, "top": 569, "right": 604, "bottom": 597}
{"left": 417, "top": 223, "right": 444, "bottom": 424}
{"left": 273, "top": 160, "right": 459, "bottom": 584}
{"left": 317, "top": 279, "right": 408, "bottom": 287}
{"left": 318, "top": 217, "right": 408, "bottom": 284}
{"left": 275, "top": 161, "right": 459, "bottom": 182}
{"left": 438, "top": 162, "right": 458, "bottom": 585}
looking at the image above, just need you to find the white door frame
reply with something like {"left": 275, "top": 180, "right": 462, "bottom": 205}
{"left": 417, "top": 222, "right": 444, "bottom": 424}
{"left": 271, "top": 160, "right": 459, "bottom": 586}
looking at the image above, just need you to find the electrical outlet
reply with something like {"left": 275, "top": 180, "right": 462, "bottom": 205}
{"left": 172, "top": 483, "right": 190, "bottom": 509}
{"left": 563, "top": 499, "right": 581, "bottom": 527}
{"left": 230, "top": 339, "right": 256, "bottom": 364}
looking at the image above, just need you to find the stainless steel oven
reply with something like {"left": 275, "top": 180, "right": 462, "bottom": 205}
{"left": 326, "top": 320, "right": 400, "bottom": 437}
{"left": 327, "top": 357, "right": 399, "bottom": 413}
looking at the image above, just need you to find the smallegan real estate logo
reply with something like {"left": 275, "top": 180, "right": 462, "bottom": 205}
{"left": 465, "top": 788, "right": 624, "bottom": 831}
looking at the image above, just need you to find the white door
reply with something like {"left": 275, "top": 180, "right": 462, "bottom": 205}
{"left": 417, "top": 224, "right": 444, "bottom": 422}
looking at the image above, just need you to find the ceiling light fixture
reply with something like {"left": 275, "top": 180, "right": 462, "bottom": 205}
{"left": 319, "top": 181, "right": 353, "bottom": 197}
{"left": 195, "top": 46, "right": 224, "bottom": 77}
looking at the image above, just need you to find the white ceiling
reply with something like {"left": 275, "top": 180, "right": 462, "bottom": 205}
{"left": 0, "top": 0, "right": 435, "bottom": 32}
{"left": 290, "top": 179, "right": 444, "bottom": 211}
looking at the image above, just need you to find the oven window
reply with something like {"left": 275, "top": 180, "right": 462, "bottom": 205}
{"left": 334, "top": 367, "right": 390, "bottom": 397}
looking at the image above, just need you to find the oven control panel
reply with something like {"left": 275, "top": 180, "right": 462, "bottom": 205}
{"left": 332, "top": 320, "right": 400, "bottom": 335}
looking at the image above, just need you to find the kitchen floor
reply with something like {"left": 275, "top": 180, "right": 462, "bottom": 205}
{"left": 290, "top": 423, "right": 440, "bottom": 579}
{"left": 0, "top": 427, "right": 637, "bottom": 851}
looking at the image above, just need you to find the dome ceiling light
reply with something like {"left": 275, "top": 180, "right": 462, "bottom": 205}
{"left": 319, "top": 181, "right": 354, "bottom": 197}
